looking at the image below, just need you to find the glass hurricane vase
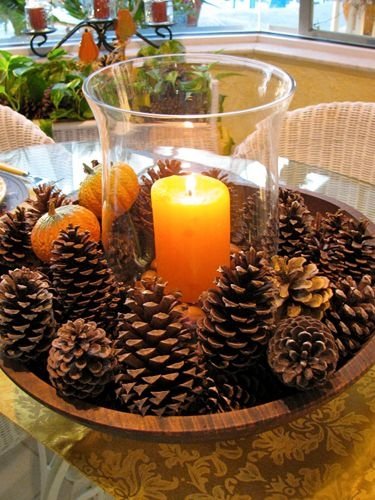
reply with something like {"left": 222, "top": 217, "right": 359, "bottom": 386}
{"left": 83, "top": 53, "right": 295, "bottom": 304}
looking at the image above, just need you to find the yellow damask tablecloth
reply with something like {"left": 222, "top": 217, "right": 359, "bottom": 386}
{"left": 0, "top": 367, "right": 374, "bottom": 499}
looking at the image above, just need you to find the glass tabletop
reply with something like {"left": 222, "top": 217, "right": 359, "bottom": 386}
{"left": 0, "top": 140, "right": 374, "bottom": 222}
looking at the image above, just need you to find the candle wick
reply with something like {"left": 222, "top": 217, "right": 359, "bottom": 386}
{"left": 187, "top": 189, "right": 192, "bottom": 197}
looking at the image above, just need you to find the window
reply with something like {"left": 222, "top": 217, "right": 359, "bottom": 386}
{"left": 0, "top": 1, "right": 374, "bottom": 52}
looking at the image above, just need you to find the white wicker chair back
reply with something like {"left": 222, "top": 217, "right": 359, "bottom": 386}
{"left": 0, "top": 105, "right": 54, "bottom": 152}
{"left": 278, "top": 101, "right": 375, "bottom": 184}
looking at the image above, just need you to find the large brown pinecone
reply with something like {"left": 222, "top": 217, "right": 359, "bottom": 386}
{"left": 113, "top": 280, "right": 203, "bottom": 416}
{"left": 131, "top": 159, "right": 183, "bottom": 234}
{"left": 0, "top": 207, "right": 36, "bottom": 272}
{"left": 0, "top": 267, "right": 56, "bottom": 361}
{"left": 268, "top": 316, "right": 339, "bottom": 390}
{"left": 50, "top": 225, "right": 121, "bottom": 332}
{"left": 322, "top": 217, "right": 374, "bottom": 284}
{"left": 324, "top": 274, "right": 375, "bottom": 361}
{"left": 272, "top": 255, "right": 332, "bottom": 320}
{"left": 311, "top": 210, "right": 374, "bottom": 285}
{"left": 26, "top": 183, "right": 72, "bottom": 226}
{"left": 197, "top": 247, "right": 275, "bottom": 371}
{"left": 278, "top": 188, "right": 313, "bottom": 258}
{"left": 47, "top": 319, "right": 116, "bottom": 400}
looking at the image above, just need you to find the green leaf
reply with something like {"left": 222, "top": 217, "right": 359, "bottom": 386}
{"left": 47, "top": 48, "right": 69, "bottom": 60}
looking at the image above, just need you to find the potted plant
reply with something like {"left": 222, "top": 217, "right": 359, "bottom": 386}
{"left": 132, "top": 40, "right": 219, "bottom": 115}
{"left": 0, "top": 47, "right": 94, "bottom": 136}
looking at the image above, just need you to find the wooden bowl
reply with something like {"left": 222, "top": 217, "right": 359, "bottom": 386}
{"left": 1, "top": 191, "right": 374, "bottom": 442}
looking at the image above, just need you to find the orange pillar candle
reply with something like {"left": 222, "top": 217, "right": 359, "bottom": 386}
{"left": 151, "top": 173, "right": 230, "bottom": 303}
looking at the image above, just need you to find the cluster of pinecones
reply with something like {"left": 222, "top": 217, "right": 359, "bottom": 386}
{"left": 0, "top": 89, "right": 54, "bottom": 121}
{"left": 0, "top": 166, "right": 374, "bottom": 417}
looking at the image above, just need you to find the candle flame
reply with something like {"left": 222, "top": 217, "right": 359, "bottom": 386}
{"left": 185, "top": 174, "right": 196, "bottom": 197}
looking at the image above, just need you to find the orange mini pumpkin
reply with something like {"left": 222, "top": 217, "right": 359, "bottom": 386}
{"left": 31, "top": 202, "right": 101, "bottom": 262}
{"left": 78, "top": 161, "right": 139, "bottom": 218}
{"left": 78, "top": 162, "right": 103, "bottom": 218}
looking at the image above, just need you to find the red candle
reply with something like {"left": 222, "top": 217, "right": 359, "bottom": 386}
{"left": 94, "top": 0, "right": 110, "bottom": 19}
{"left": 151, "top": 1, "right": 168, "bottom": 23}
{"left": 26, "top": 6, "right": 47, "bottom": 31}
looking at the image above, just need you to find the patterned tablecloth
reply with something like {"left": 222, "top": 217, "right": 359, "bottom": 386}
{"left": 0, "top": 142, "right": 374, "bottom": 499}
{"left": 0, "top": 366, "right": 374, "bottom": 499}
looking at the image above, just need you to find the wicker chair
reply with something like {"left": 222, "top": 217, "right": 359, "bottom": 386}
{"left": 0, "top": 105, "right": 54, "bottom": 152}
{"left": 278, "top": 101, "right": 375, "bottom": 184}
{"left": 0, "top": 105, "right": 54, "bottom": 458}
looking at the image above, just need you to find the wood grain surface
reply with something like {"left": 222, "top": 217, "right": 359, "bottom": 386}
{"left": 1, "top": 191, "right": 374, "bottom": 442}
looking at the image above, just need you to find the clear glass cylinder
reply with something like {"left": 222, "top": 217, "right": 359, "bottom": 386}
{"left": 25, "top": 0, "right": 52, "bottom": 31}
{"left": 83, "top": 53, "right": 295, "bottom": 304}
{"left": 87, "top": 0, "right": 117, "bottom": 19}
{"left": 144, "top": 0, "right": 174, "bottom": 24}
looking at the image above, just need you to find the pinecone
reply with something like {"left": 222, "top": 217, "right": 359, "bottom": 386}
{"left": 268, "top": 316, "right": 339, "bottom": 390}
{"left": 230, "top": 193, "right": 255, "bottom": 250}
{"left": 0, "top": 207, "right": 36, "bottom": 272}
{"left": 272, "top": 255, "right": 332, "bottom": 320}
{"left": 210, "top": 369, "right": 259, "bottom": 410}
{"left": 37, "top": 87, "right": 54, "bottom": 119}
{"left": 50, "top": 225, "right": 121, "bottom": 332}
{"left": 186, "top": 374, "right": 232, "bottom": 415}
{"left": 278, "top": 188, "right": 313, "bottom": 257}
{"left": 26, "top": 183, "right": 72, "bottom": 226}
{"left": 106, "top": 212, "right": 150, "bottom": 284}
{"left": 97, "top": 44, "right": 126, "bottom": 67}
{"left": 318, "top": 213, "right": 374, "bottom": 286}
{"left": 113, "top": 280, "right": 203, "bottom": 416}
{"left": 0, "top": 267, "right": 56, "bottom": 361}
{"left": 47, "top": 319, "right": 116, "bottom": 400}
{"left": 19, "top": 97, "right": 39, "bottom": 120}
{"left": 231, "top": 189, "right": 279, "bottom": 257}
{"left": 324, "top": 274, "right": 375, "bottom": 361}
{"left": 319, "top": 209, "right": 349, "bottom": 238}
{"left": 197, "top": 247, "right": 276, "bottom": 371}
{"left": 131, "top": 159, "right": 183, "bottom": 234}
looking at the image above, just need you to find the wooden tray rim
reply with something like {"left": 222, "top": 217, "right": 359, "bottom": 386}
{"left": 0, "top": 190, "right": 374, "bottom": 442}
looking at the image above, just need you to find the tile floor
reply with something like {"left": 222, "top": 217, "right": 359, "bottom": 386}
{"left": 0, "top": 423, "right": 113, "bottom": 500}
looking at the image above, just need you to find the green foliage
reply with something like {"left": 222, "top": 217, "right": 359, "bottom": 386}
{"left": 137, "top": 39, "right": 186, "bottom": 57}
{"left": 0, "top": 0, "right": 26, "bottom": 35}
{"left": 134, "top": 40, "right": 208, "bottom": 106}
{"left": 59, "top": 0, "right": 87, "bottom": 20}
{"left": 0, "top": 48, "right": 93, "bottom": 125}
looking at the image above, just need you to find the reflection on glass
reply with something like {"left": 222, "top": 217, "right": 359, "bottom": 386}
{"left": 313, "top": 0, "right": 375, "bottom": 37}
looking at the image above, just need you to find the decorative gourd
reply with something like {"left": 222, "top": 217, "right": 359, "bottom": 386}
{"left": 31, "top": 202, "right": 101, "bottom": 262}
{"left": 78, "top": 162, "right": 103, "bottom": 218}
{"left": 78, "top": 29, "right": 99, "bottom": 64}
{"left": 78, "top": 161, "right": 139, "bottom": 218}
{"left": 115, "top": 9, "right": 136, "bottom": 43}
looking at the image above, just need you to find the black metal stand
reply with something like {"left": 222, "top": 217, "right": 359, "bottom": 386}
{"left": 54, "top": 18, "right": 116, "bottom": 52}
{"left": 22, "top": 27, "right": 57, "bottom": 57}
{"left": 24, "top": 18, "right": 174, "bottom": 57}
{"left": 145, "top": 23, "right": 173, "bottom": 40}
